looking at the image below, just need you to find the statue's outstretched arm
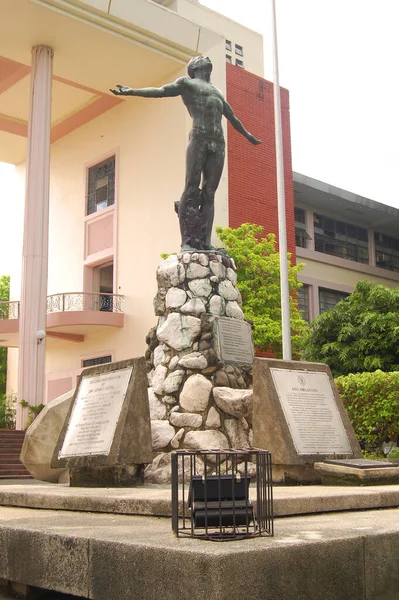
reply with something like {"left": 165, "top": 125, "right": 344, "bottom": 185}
{"left": 110, "top": 77, "right": 186, "bottom": 98}
{"left": 223, "top": 100, "right": 261, "bottom": 145}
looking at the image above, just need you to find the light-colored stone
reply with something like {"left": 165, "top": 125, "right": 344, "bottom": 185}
{"left": 178, "top": 352, "right": 208, "bottom": 370}
{"left": 180, "top": 298, "right": 206, "bottom": 316}
{"left": 209, "top": 295, "right": 226, "bottom": 316}
{"left": 198, "top": 254, "right": 209, "bottom": 266}
{"left": 180, "top": 374, "right": 212, "bottom": 412}
{"left": 213, "top": 387, "right": 253, "bottom": 419}
{"left": 210, "top": 276, "right": 219, "bottom": 283}
{"left": 145, "top": 452, "right": 204, "bottom": 483}
{"left": 205, "top": 406, "right": 221, "bottom": 429}
{"left": 153, "top": 345, "right": 165, "bottom": 368}
{"left": 20, "top": 389, "right": 73, "bottom": 482}
{"left": 226, "top": 267, "right": 237, "bottom": 286}
{"left": 163, "top": 369, "right": 185, "bottom": 394}
{"left": 157, "top": 255, "right": 185, "bottom": 287}
{"left": 210, "top": 261, "right": 226, "bottom": 278}
{"left": 170, "top": 405, "right": 180, "bottom": 413}
{"left": 151, "top": 364, "right": 168, "bottom": 395}
{"left": 169, "top": 412, "right": 202, "bottom": 428}
{"left": 147, "top": 368, "right": 155, "bottom": 387}
{"left": 218, "top": 279, "right": 239, "bottom": 301}
{"left": 165, "top": 287, "right": 187, "bottom": 309}
{"left": 171, "top": 428, "right": 185, "bottom": 449}
{"left": 151, "top": 420, "right": 176, "bottom": 450}
{"left": 184, "top": 430, "right": 229, "bottom": 453}
{"left": 225, "top": 301, "right": 244, "bottom": 319}
{"left": 186, "top": 263, "right": 210, "bottom": 279}
{"left": 148, "top": 388, "right": 167, "bottom": 420}
{"left": 168, "top": 356, "right": 179, "bottom": 371}
{"left": 163, "top": 395, "right": 177, "bottom": 405}
{"left": 157, "top": 313, "right": 201, "bottom": 351}
{"left": 188, "top": 278, "right": 212, "bottom": 298}
{"left": 182, "top": 253, "right": 191, "bottom": 264}
{"left": 224, "top": 418, "right": 250, "bottom": 448}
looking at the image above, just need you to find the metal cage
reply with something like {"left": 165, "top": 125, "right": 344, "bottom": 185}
{"left": 171, "top": 449, "right": 273, "bottom": 541}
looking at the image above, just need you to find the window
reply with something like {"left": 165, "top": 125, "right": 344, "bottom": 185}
{"left": 319, "top": 288, "right": 349, "bottom": 314}
{"left": 225, "top": 40, "right": 232, "bottom": 52}
{"left": 313, "top": 213, "right": 369, "bottom": 264}
{"left": 82, "top": 355, "right": 112, "bottom": 368}
{"left": 298, "top": 285, "right": 310, "bottom": 323}
{"left": 86, "top": 156, "right": 115, "bottom": 215}
{"left": 226, "top": 55, "right": 232, "bottom": 64}
{"left": 235, "top": 44, "right": 244, "bottom": 57}
{"left": 236, "top": 59, "right": 244, "bottom": 68}
{"left": 375, "top": 233, "right": 399, "bottom": 272}
{"left": 295, "top": 207, "right": 309, "bottom": 248}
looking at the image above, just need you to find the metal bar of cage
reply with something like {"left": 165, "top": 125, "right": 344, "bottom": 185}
{"left": 171, "top": 449, "right": 273, "bottom": 541}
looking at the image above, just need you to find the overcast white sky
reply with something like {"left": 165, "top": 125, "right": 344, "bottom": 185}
{"left": 202, "top": 0, "right": 399, "bottom": 207}
{"left": 1, "top": 0, "right": 399, "bottom": 275}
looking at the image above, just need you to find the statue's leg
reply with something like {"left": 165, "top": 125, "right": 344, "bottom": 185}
{"left": 201, "top": 145, "right": 225, "bottom": 249}
{"left": 179, "top": 136, "right": 207, "bottom": 251}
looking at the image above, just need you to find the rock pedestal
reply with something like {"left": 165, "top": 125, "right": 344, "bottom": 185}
{"left": 145, "top": 252, "right": 254, "bottom": 482}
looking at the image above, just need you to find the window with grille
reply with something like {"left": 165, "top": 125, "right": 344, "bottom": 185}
{"left": 319, "top": 288, "right": 349, "bottom": 314}
{"left": 298, "top": 285, "right": 310, "bottom": 322}
{"left": 86, "top": 156, "right": 115, "bottom": 215}
{"left": 226, "top": 40, "right": 232, "bottom": 51}
{"left": 236, "top": 59, "right": 244, "bottom": 68}
{"left": 313, "top": 213, "right": 369, "bottom": 264}
{"left": 226, "top": 55, "right": 232, "bottom": 64}
{"left": 82, "top": 355, "right": 112, "bottom": 368}
{"left": 374, "top": 232, "right": 399, "bottom": 272}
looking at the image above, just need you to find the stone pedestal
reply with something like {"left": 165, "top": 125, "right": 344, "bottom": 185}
{"left": 145, "top": 252, "right": 254, "bottom": 482}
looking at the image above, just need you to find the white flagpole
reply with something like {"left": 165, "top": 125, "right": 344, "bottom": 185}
{"left": 271, "top": 0, "right": 292, "bottom": 360}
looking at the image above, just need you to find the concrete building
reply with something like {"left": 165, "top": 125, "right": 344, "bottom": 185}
{"left": 294, "top": 172, "right": 399, "bottom": 322}
{"left": 0, "top": 0, "right": 295, "bottom": 427}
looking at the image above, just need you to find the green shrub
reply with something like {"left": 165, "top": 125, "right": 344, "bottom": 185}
{"left": 0, "top": 393, "right": 16, "bottom": 429}
{"left": 335, "top": 370, "right": 399, "bottom": 451}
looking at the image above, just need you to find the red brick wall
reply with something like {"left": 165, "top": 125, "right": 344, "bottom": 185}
{"left": 225, "top": 63, "right": 296, "bottom": 261}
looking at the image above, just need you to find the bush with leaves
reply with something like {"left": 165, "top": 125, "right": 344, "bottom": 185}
{"left": 302, "top": 280, "right": 399, "bottom": 377}
{"left": 216, "top": 223, "right": 307, "bottom": 357}
{"left": 335, "top": 370, "right": 399, "bottom": 452}
{"left": 0, "top": 393, "right": 16, "bottom": 429}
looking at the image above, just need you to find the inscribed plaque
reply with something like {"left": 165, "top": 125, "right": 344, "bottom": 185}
{"left": 215, "top": 317, "right": 254, "bottom": 365}
{"left": 270, "top": 368, "right": 352, "bottom": 455}
{"left": 59, "top": 366, "right": 133, "bottom": 458}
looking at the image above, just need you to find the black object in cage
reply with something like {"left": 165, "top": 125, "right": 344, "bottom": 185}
{"left": 171, "top": 449, "right": 273, "bottom": 541}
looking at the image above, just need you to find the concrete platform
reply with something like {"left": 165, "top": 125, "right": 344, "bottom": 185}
{"left": 1, "top": 480, "right": 399, "bottom": 518}
{"left": 1, "top": 504, "right": 399, "bottom": 599}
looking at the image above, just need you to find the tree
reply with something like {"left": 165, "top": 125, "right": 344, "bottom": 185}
{"left": 302, "top": 280, "right": 399, "bottom": 377}
{"left": 0, "top": 275, "right": 10, "bottom": 396}
{"left": 216, "top": 223, "right": 307, "bottom": 357}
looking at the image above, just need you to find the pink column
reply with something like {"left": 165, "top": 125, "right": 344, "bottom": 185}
{"left": 17, "top": 45, "right": 53, "bottom": 430}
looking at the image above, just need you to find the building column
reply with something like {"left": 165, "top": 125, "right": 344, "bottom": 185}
{"left": 17, "top": 46, "right": 53, "bottom": 429}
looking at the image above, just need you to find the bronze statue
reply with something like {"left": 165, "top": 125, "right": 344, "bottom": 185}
{"left": 111, "top": 56, "right": 261, "bottom": 251}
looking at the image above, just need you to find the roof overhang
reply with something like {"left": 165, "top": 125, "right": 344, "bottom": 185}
{"left": 293, "top": 172, "right": 399, "bottom": 238}
{"left": 0, "top": 0, "right": 222, "bottom": 164}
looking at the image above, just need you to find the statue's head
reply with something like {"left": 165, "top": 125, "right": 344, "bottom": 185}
{"left": 187, "top": 56, "right": 213, "bottom": 79}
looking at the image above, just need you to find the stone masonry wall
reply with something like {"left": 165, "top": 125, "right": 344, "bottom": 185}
{"left": 144, "top": 252, "right": 254, "bottom": 482}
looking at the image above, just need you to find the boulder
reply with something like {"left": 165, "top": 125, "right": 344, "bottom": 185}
{"left": 20, "top": 389, "right": 74, "bottom": 483}
{"left": 213, "top": 387, "right": 253, "bottom": 419}
{"left": 180, "top": 374, "right": 212, "bottom": 412}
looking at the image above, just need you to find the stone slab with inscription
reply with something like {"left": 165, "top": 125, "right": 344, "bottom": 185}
{"left": 51, "top": 358, "right": 153, "bottom": 487}
{"left": 314, "top": 459, "right": 399, "bottom": 486}
{"left": 213, "top": 317, "right": 254, "bottom": 365}
{"left": 253, "top": 358, "right": 363, "bottom": 484}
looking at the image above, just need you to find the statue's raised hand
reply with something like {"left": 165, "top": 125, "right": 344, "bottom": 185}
{"left": 247, "top": 133, "right": 262, "bottom": 145}
{"left": 110, "top": 84, "right": 133, "bottom": 96}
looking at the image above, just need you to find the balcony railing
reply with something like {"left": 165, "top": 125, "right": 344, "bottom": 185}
{"left": 0, "top": 293, "right": 124, "bottom": 320}
{"left": 0, "top": 301, "right": 20, "bottom": 320}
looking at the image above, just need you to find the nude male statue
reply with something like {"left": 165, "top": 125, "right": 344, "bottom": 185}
{"left": 111, "top": 55, "right": 261, "bottom": 251}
